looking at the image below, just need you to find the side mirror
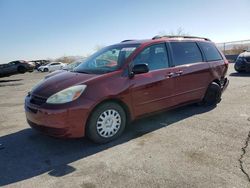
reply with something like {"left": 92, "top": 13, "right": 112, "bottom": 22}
{"left": 131, "top": 64, "right": 149, "bottom": 75}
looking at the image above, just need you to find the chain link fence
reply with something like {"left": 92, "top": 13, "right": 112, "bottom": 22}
{"left": 216, "top": 40, "right": 250, "bottom": 62}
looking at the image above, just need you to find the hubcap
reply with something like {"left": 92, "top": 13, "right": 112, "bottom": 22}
{"left": 96, "top": 109, "right": 121, "bottom": 138}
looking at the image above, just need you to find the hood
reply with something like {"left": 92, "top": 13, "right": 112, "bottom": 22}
{"left": 44, "top": 70, "right": 65, "bottom": 79}
{"left": 32, "top": 71, "right": 100, "bottom": 98}
{"left": 240, "top": 51, "right": 250, "bottom": 57}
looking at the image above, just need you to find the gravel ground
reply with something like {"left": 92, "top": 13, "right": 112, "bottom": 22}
{"left": 0, "top": 65, "right": 250, "bottom": 188}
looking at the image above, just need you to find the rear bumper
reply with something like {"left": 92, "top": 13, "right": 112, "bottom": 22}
{"left": 221, "top": 77, "right": 229, "bottom": 93}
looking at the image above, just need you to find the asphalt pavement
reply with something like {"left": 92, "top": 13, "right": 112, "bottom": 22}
{"left": 0, "top": 65, "right": 250, "bottom": 188}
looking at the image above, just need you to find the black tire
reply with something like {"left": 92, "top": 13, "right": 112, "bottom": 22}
{"left": 203, "top": 82, "right": 222, "bottom": 106}
{"left": 43, "top": 68, "right": 49, "bottom": 72}
{"left": 17, "top": 66, "right": 26, "bottom": 73}
{"left": 86, "top": 102, "right": 126, "bottom": 144}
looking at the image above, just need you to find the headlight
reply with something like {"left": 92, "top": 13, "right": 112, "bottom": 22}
{"left": 46, "top": 85, "right": 87, "bottom": 104}
{"left": 237, "top": 57, "right": 245, "bottom": 62}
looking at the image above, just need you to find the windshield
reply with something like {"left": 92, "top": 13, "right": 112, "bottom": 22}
{"left": 74, "top": 44, "right": 138, "bottom": 74}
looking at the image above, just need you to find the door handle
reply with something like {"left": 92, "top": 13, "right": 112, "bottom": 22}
{"left": 175, "top": 70, "right": 183, "bottom": 75}
{"left": 165, "top": 72, "right": 175, "bottom": 77}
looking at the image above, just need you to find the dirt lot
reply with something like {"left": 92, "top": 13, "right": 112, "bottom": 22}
{"left": 0, "top": 65, "right": 250, "bottom": 188}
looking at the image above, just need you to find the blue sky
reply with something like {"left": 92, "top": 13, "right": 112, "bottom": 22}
{"left": 0, "top": 0, "right": 249, "bottom": 62}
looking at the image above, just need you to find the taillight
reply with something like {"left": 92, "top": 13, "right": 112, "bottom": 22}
{"left": 224, "top": 59, "right": 229, "bottom": 69}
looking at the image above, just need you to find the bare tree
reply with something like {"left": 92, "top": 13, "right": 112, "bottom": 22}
{"left": 224, "top": 45, "right": 248, "bottom": 55}
{"left": 158, "top": 27, "right": 190, "bottom": 36}
{"left": 55, "top": 56, "right": 79, "bottom": 64}
{"left": 93, "top": 44, "right": 105, "bottom": 52}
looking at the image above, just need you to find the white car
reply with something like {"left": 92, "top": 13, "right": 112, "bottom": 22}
{"left": 38, "top": 62, "right": 66, "bottom": 72}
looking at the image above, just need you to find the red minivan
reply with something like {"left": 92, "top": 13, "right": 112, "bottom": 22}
{"left": 25, "top": 36, "right": 229, "bottom": 143}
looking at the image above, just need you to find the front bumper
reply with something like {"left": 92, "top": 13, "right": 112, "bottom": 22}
{"left": 235, "top": 61, "right": 250, "bottom": 72}
{"left": 246, "top": 62, "right": 250, "bottom": 72}
{"left": 26, "top": 65, "right": 35, "bottom": 72}
{"left": 25, "top": 95, "right": 94, "bottom": 138}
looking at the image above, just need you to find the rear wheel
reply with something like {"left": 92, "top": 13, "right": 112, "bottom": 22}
{"left": 86, "top": 102, "right": 126, "bottom": 144}
{"left": 202, "top": 82, "right": 221, "bottom": 106}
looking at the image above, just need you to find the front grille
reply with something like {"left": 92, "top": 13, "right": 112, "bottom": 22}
{"left": 30, "top": 95, "right": 47, "bottom": 106}
{"left": 27, "top": 106, "right": 38, "bottom": 113}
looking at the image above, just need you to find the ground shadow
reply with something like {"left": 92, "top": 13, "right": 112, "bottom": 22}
{"left": 0, "top": 83, "right": 24, "bottom": 87}
{"left": 0, "top": 79, "right": 23, "bottom": 83}
{"left": 0, "top": 79, "right": 24, "bottom": 87}
{"left": 0, "top": 104, "right": 214, "bottom": 186}
{"left": 229, "top": 72, "right": 250, "bottom": 77}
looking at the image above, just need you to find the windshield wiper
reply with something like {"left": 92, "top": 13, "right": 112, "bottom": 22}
{"left": 72, "top": 70, "right": 90, "bottom": 74}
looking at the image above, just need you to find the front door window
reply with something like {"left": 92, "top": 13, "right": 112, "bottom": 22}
{"left": 133, "top": 43, "right": 169, "bottom": 71}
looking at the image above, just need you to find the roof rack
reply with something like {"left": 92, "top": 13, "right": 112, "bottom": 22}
{"left": 120, "top": 40, "right": 135, "bottom": 43}
{"left": 152, "top": 35, "right": 211, "bottom": 41}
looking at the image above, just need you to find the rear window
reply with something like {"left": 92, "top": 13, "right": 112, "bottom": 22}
{"left": 170, "top": 42, "right": 203, "bottom": 66}
{"left": 199, "top": 42, "right": 222, "bottom": 61}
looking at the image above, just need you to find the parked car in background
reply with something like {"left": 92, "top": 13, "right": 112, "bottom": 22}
{"left": 25, "top": 35, "right": 229, "bottom": 143}
{"left": 234, "top": 50, "right": 250, "bottom": 72}
{"left": 44, "top": 59, "right": 83, "bottom": 79}
{"left": 63, "top": 59, "right": 83, "bottom": 71}
{"left": 30, "top": 60, "right": 50, "bottom": 70}
{"left": 0, "top": 60, "right": 34, "bottom": 77}
{"left": 38, "top": 62, "right": 66, "bottom": 72}
{"left": 44, "top": 59, "right": 84, "bottom": 79}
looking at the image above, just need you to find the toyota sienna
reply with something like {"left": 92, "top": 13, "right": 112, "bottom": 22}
{"left": 25, "top": 35, "right": 229, "bottom": 143}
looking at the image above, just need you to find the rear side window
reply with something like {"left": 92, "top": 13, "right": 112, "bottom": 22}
{"left": 170, "top": 42, "right": 203, "bottom": 66}
{"left": 199, "top": 42, "right": 222, "bottom": 61}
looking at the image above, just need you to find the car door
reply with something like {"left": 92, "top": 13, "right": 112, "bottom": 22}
{"left": 54, "top": 63, "right": 60, "bottom": 70}
{"left": 129, "top": 43, "right": 176, "bottom": 117}
{"left": 56, "top": 63, "right": 63, "bottom": 70}
{"left": 169, "top": 41, "right": 211, "bottom": 105}
{"left": 8, "top": 61, "right": 18, "bottom": 74}
{"left": 59, "top": 63, "right": 64, "bottom": 69}
{"left": 0, "top": 63, "right": 12, "bottom": 75}
{"left": 49, "top": 63, "right": 57, "bottom": 71}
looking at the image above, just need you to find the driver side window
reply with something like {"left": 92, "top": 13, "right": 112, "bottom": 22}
{"left": 133, "top": 43, "right": 169, "bottom": 71}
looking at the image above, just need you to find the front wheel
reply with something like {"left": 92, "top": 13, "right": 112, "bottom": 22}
{"left": 202, "top": 82, "right": 222, "bottom": 106}
{"left": 43, "top": 68, "right": 49, "bottom": 72}
{"left": 86, "top": 102, "right": 126, "bottom": 144}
